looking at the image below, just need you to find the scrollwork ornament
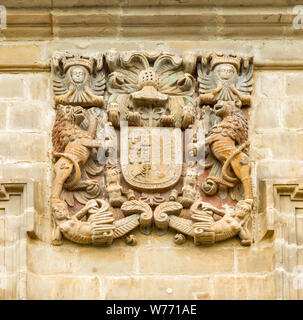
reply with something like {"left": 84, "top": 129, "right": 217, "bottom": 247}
{"left": 49, "top": 50, "right": 255, "bottom": 248}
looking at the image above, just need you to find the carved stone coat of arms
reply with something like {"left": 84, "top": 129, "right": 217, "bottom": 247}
{"left": 50, "top": 49, "right": 254, "bottom": 247}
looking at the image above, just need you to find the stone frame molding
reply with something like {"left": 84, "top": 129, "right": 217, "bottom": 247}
{"left": 0, "top": 180, "right": 35, "bottom": 300}
{"left": 258, "top": 179, "right": 303, "bottom": 299}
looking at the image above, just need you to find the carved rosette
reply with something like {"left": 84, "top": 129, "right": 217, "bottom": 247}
{"left": 50, "top": 49, "right": 255, "bottom": 247}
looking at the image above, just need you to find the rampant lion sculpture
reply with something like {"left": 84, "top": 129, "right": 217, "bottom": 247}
{"left": 51, "top": 105, "right": 104, "bottom": 200}
{"left": 201, "top": 100, "right": 253, "bottom": 200}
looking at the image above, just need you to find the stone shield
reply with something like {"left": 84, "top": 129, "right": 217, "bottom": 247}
{"left": 121, "top": 126, "right": 183, "bottom": 191}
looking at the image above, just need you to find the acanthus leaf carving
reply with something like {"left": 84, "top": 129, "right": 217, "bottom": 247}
{"left": 121, "top": 200, "right": 153, "bottom": 235}
{"left": 154, "top": 201, "right": 183, "bottom": 235}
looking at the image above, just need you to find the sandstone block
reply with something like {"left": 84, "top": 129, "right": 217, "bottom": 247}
{"left": 0, "top": 132, "right": 48, "bottom": 162}
{"left": 103, "top": 276, "right": 211, "bottom": 300}
{"left": 286, "top": 73, "right": 303, "bottom": 96}
{"left": 0, "top": 45, "right": 42, "bottom": 67}
{"left": 27, "top": 272, "right": 100, "bottom": 300}
{"left": 281, "top": 99, "right": 303, "bottom": 129}
{"left": 0, "top": 274, "right": 17, "bottom": 300}
{"left": 256, "top": 160, "right": 303, "bottom": 180}
{"left": 256, "top": 73, "right": 283, "bottom": 98}
{"left": 213, "top": 274, "right": 275, "bottom": 299}
{"left": 75, "top": 246, "right": 137, "bottom": 275}
{"left": 29, "top": 75, "right": 51, "bottom": 102}
{"left": 0, "top": 103, "right": 7, "bottom": 130}
{"left": 27, "top": 238, "right": 79, "bottom": 275}
{"left": 33, "top": 215, "right": 52, "bottom": 243}
{"left": 236, "top": 246, "right": 274, "bottom": 273}
{"left": 251, "top": 131, "right": 301, "bottom": 161}
{"left": 274, "top": 241, "right": 297, "bottom": 273}
{"left": 0, "top": 76, "right": 24, "bottom": 99}
{"left": 251, "top": 99, "right": 280, "bottom": 129}
{"left": 137, "top": 247, "right": 234, "bottom": 275}
{"left": 8, "top": 103, "right": 54, "bottom": 131}
{"left": 0, "top": 216, "right": 24, "bottom": 245}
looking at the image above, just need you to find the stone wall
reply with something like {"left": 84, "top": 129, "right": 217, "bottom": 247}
{"left": 0, "top": 49, "right": 278, "bottom": 300}
{"left": 1, "top": 1, "right": 303, "bottom": 299}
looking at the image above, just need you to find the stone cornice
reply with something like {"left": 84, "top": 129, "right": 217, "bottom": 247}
{"left": 0, "top": 5, "right": 301, "bottom": 40}
{"left": 1, "top": 40, "right": 303, "bottom": 72}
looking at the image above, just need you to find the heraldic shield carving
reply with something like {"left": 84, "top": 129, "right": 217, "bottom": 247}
{"left": 50, "top": 49, "right": 254, "bottom": 247}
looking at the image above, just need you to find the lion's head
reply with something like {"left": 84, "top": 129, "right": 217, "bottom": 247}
{"left": 52, "top": 105, "right": 88, "bottom": 153}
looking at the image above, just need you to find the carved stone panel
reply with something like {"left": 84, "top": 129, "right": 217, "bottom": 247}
{"left": 258, "top": 179, "right": 303, "bottom": 300}
{"left": 0, "top": 180, "right": 35, "bottom": 300}
{"left": 49, "top": 50, "right": 254, "bottom": 247}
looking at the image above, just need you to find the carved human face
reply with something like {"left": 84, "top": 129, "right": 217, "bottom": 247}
{"left": 71, "top": 67, "right": 86, "bottom": 83}
{"left": 234, "top": 199, "right": 252, "bottom": 219}
{"left": 217, "top": 64, "right": 235, "bottom": 80}
{"left": 185, "top": 171, "right": 196, "bottom": 185}
{"left": 106, "top": 169, "right": 119, "bottom": 183}
{"left": 106, "top": 49, "right": 119, "bottom": 63}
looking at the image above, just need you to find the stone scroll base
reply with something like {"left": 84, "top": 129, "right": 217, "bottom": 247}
{"left": 0, "top": 180, "right": 35, "bottom": 300}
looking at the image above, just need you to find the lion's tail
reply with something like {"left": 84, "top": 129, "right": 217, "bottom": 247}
{"left": 53, "top": 152, "right": 82, "bottom": 188}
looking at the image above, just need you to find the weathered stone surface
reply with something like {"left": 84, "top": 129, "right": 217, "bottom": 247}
{"left": 256, "top": 73, "right": 283, "bottom": 98}
{"left": 0, "top": 132, "right": 48, "bottom": 162}
{"left": 256, "top": 160, "right": 303, "bottom": 179}
{"left": 213, "top": 274, "right": 275, "bottom": 300}
{"left": 8, "top": 103, "right": 54, "bottom": 131}
{"left": 76, "top": 246, "right": 137, "bottom": 275}
{"left": 286, "top": 73, "right": 303, "bottom": 96}
{"left": 251, "top": 130, "right": 303, "bottom": 161}
{"left": 27, "top": 272, "right": 100, "bottom": 300}
{"left": 0, "top": 45, "right": 42, "bottom": 67}
{"left": 27, "top": 239, "right": 79, "bottom": 275}
{"left": 0, "top": 76, "right": 24, "bottom": 99}
{"left": 29, "top": 75, "right": 51, "bottom": 101}
{"left": 137, "top": 247, "right": 234, "bottom": 275}
{"left": 103, "top": 276, "right": 211, "bottom": 300}
{"left": 0, "top": 104, "right": 7, "bottom": 130}
{"left": 0, "top": 163, "right": 50, "bottom": 217}
{"left": 0, "top": 274, "right": 17, "bottom": 300}
{"left": 236, "top": 246, "right": 274, "bottom": 273}
{"left": 251, "top": 99, "right": 280, "bottom": 129}
{"left": 281, "top": 99, "right": 303, "bottom": 129}
{"left": 27, "top": 238, "right": 137, "bottom": 275}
